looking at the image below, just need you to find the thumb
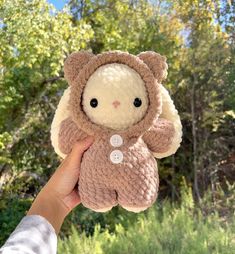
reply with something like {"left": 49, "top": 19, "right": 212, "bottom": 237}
{"left": 51, "top": 136, "right": 94, "bottom": 184}
{"left": 63, "top": 136, "right": 94, "bottom": 168}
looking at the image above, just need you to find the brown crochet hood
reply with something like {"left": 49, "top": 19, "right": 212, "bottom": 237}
{"left": 64, "top": 51, "right": 168, "bottom": 138}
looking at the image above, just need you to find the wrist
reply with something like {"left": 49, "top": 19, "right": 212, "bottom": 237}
{"left": 27, "top": 188, "right": 68, "bottom": 234}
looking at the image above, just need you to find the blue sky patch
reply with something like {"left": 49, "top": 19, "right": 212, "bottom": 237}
{"left": 47, "top": 0, "right": 66, "bottom": 10}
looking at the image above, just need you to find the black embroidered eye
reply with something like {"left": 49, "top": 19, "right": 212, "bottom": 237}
{"left": 133, "top": 98, "right": 142, "bottom": 107}
{"left": 90, "top": 98, "right": 98, "bottom": 108}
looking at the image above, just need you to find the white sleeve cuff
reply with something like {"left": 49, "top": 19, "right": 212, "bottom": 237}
{"left": 0, "top": 215, "right": 57, "bottom": 254}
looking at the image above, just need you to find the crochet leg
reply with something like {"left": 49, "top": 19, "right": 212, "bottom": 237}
{"left": 79, "top": 181, "right": 117, "bottom": 212}
{"left": 116, "top": 168, "right": 159, "bottom": 212}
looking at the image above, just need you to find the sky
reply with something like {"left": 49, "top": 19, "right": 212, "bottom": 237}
{"left": 47, "top": 0, "right": 66, "bottom": 10}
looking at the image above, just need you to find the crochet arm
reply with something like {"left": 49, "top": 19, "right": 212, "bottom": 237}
{"left": 142, "top": 118, "right": 175, "bottom": 154}
{"left": 58, "top": 117, "right": 88, "bottom": 154}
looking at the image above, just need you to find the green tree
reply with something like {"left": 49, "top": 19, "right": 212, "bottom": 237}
{"left": 0, "top": 0, "right": 93, "bottom": 241}
{"left": 172, "top": 0, "right": 235, "bottom": 199}
{"left": 0, "top": 0, "right": 93, "bottom": 128}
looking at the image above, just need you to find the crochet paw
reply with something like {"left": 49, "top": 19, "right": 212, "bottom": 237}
{"left": 121, "top": 205, "right": 150, "bottom": 213}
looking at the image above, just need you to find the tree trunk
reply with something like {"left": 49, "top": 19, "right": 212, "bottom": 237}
{"left": 191, "top": 72, "right": 201, "bottom": 201}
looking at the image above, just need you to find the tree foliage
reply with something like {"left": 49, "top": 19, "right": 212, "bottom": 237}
{"left": 0, "top": 0, "right": 93, "bottom": 126}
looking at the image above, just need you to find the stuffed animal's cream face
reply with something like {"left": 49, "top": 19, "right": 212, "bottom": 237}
{"left": 82, "top": 63, "right": 149, "bottom": 130}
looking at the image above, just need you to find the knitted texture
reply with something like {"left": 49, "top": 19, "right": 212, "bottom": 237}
{"left": 59, "top": 117, "right": 87, "bottom": 154}
{"left": 138, "top": 51, "right": 168, "bottom": 83}
{"left": 68, "top": 51, "right": 162, "bottom": 138}
{"left": 142, "top": 118, "right": 176, "bottom": 153}
{"left": 64, "top": 51, "right": 94, "bottom": 83}
{"left": 58, "top": 117, "right": 173, "bottom": 212}
{"left": 51, "top": 50, "right": 182, "bottom": 212}
{"left": 79, "top": 134, "right": 159, "bottom": 212}
{"left": 82, "top": 63, "right": 149, "bottom": 130}
{"left": 154, "top": 85, "right": 183, "bottom": 158}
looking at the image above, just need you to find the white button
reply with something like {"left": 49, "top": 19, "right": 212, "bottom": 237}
{"left": 110, "top": 134, "right": 123, "bottom": 147}
{"left": 110, "top": 150, "right": 123, "bottom": 164}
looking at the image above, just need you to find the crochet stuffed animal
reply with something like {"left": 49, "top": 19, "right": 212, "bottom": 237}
{"left": 50, "top": 51, "right": 182, "bottom": 212}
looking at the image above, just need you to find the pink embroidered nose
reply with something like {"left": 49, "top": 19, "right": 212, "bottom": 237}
{"left": 112, "top": 100, "right": 120, "bottom": 108}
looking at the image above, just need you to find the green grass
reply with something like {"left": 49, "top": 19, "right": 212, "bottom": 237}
{"left": 58, "top": 189, "right": 235, "bottom": 254}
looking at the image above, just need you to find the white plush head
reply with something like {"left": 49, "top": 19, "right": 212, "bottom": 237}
{"left": 82, "top": 63, "right": 149, "bottom": 130}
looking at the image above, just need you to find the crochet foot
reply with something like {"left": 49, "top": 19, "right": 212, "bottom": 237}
{"left": 92, "top": 206, "right": 113, "bottom": 212}
{"left": 121, "top": 205, "right": 149, "bottom": 213}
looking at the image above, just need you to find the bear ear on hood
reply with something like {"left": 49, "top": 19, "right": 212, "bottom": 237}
{"left": 137, "top": 51, "right": 168, "bottom": 83}
{"left": 64, "top": 51, "right": 94, "bottom": 84}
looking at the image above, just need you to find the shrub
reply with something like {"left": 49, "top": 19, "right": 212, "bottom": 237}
{"left": 58, "top": 188, "right": 235, "bottom": 254}
{"left": 0, "top": 197, "right": 31, "bottom": 245}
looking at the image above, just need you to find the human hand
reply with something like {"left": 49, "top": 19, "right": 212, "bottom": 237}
{"left": 27, "top": 136, "right": 94, "bottom": 234}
